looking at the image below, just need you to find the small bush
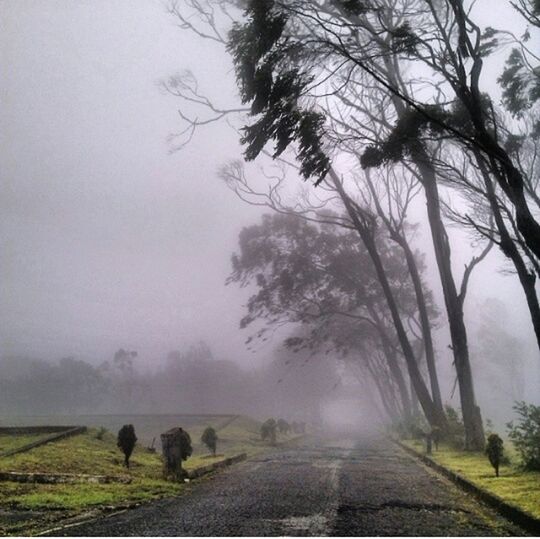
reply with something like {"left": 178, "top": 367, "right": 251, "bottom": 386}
{"left": 201, "top": 426, "right": 218, "bottom": 456}
{"left": 161, "top": 427, "right": 192, "bottom": 481}
{"left": 507, "top": 401, "right": 540, "bottom": 471}
{"left": 393, "top": 415, "right": 428, "bottom": 441}
{"left": 117, "top": 424, "right": 137, "bottom": 468}
{"left": 431, "top": 426, "right": 441, "bottom": 451}
{"left": 485, "top": 433, "right": 504, "bottom": 477}
{"left": 391, "top": 418, "right": 408, "bottom": 439}
{"left": 261, "top": 418, "right": 277, "bottom": 444}
{"left": 277, "top": 419, "right": 290, "bottom": 435}
{"left": 95, "top": 426, "right": 108, "bottom": 440}
{"left": 410, "top": 424, "right": 426, "bottom": 440}
{"left": 177, "top": 429, "right": 193, "bottom": 461}
{"left": 445, "top": 404, "right": 465, "bottom": 449}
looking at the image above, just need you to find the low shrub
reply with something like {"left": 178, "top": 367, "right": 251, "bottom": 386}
{"left": 445, "top": 404, "right": 465, "bottom": 449}
{"left": 161, "top": 427, "right": 192, "bottom": 481}
{"left": 201, "top": 426, "right": 218, "bottom": 456}
{"left": 507, "top": 401, "right": 540, "bottom": 471}
{"left": 393, "top": 415, "right": 428, "bottom": 441}
{"left": 180, "top": 429, "right": 193, "bottom": 460}
{"left": 485, "top": 418, "right": 494, "bottom": 436}
{"left": 261, "top": 418, "right": 277, "bottom": 444}
{"left": 117, "top": 424, "right": 137, "bottom": 468}
{"left": 431, "top": 426, "right": 441, "bottom": 451}
{"left": 95, "top": 426, "right": 108, "bottom": 441}
{"left": 485, "top": 433, "right": 504, "bottom": 477}
{"left": 277, "top": 418, "right": 290, "bottom": 435}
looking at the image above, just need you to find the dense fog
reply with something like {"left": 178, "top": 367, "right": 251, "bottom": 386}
{"left": 2, "top": 0, "right": 539, "bottom": 442}
{"left": 0, "top": 342, "right": 344, "bottom": 423}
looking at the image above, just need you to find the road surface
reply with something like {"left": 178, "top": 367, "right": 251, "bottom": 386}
{"left": 50, "top": 434, "right": 526, "bottom": 536}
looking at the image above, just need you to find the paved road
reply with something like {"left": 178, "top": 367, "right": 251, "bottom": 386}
{"left": 50, "top": 435, "right": 526, "bottom": 536}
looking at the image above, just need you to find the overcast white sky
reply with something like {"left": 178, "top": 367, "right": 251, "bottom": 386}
{"left": 1, "top": 0, "right": 538, "bottom": 392}
{"left": 1, "top": 0, "right": 266, "bottom": 367}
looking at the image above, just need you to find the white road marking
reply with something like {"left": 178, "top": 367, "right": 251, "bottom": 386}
{"left": 266, "top": 439, "right": 354, "bottom": 536}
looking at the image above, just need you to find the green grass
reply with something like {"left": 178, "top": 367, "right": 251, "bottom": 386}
{"left": 403, "top": 439, "right": 540, "bottom": 519}
{"left": 0, "top": 434, "right": 49, "bottom": 454}
{"left": 0, "top": 429, "right": 229, "bottom": 477}
{"left": 0, "top": 416, "right": 286, "bottom": 512}
{"left": 0, "top": 417, "right": 301, "bottom": 534}
{"left": 0, "top": 430, "right": 184, "bottom": 511}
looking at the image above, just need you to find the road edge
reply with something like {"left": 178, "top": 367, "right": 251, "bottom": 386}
{"left": 186, "top": 452, "right": 247, "bottom": 479}
{"left": 32, "top": 451, "right": 249, "bottom": 537}
{"left": 393, "top": 437, "right": 540, "bottom": 536}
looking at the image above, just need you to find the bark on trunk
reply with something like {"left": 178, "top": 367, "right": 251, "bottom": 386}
{"left": 476, "top": 154, "right": 540, "bottom": 351}
{"left": 371, "top": 54, "right": 482, "bottom": 448}
{"left": 409, "top": 376, "right": 420, "bottom": 416}
{"left": 466, "top": 113, "right": 540, "bottom": 262}
{"left": 412, "top": 147, "right": 485, "bottom": 450}
{"left": 397, "top": 234, "right": 444, "bottom": 414}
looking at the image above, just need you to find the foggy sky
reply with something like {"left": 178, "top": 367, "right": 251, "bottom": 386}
{"left": 1, "top": 0, "right": 264, "bottom": 367}
{"left": 1, "top": 0, "right": 538, "bottom": 394}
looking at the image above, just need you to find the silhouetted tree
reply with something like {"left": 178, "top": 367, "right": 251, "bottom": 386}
{"left": 485, "top": 434, "right": 505, "bottom": 477}
{"left": 261, "top": 418, "right": 277, "bottom": 444}
{"left": 201, "top": 426, "right": 218, "bottom": 456}
{"left": 178, "top": 429, "right": 193, "bottom": 461}
{"left": 170, "top": 0, "right": 540, "bottom": 449}
{"left": 431, "top": 426, "right": 441, "bottom": 451}
{"left": 229, "top": 212, "right": 442, "bottom": 429}
{"left": 226, "top": 0, "right": 482, "bottom": 448}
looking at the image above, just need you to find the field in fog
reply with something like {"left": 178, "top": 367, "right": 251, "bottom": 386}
{"left": 0, "top": 414, "right": 258, "bottom": 450}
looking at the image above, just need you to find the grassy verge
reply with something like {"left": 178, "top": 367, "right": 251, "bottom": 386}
{"left": 0, "top": 417, "right": 298, "bottom": 535}
{"left": 402, "top": 439, "right": 540, "bottom": 520}
{"left": 0, "top": 434, "right": 49, "bottom": 454}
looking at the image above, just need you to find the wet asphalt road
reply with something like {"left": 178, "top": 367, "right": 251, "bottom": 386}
{"left": 49, "top": 435, "right": 526, "bottom": 536}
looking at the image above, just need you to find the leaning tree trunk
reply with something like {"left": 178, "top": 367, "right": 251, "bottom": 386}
{"left": 374, "top": 320, "right": 413, "bottom": 421}
{"left": 413, "top": 146, "right": 485, "bottom": 450}
{"left": 365, "top": 357, "right": 402, "bottom": 422}
{"left": 365, "top": 49, "right": 484, "bottom": 448}
{"left": 329, "top": 0, "right": 482, "bottom": 447}
{"left": 476, "top": 134, "right": 540, "bottom": 261}
{"left": 330, "top": 168, "right": 447, "bottom": 431}
{"left": 446, "top": 11, "right": 540, "bottom": 264}
{"left": 475, "top": 154, "right": 540, "bottom": 351}
{"left": 365, "top": 172, "right": 445, "bottom": 416}
{"left": 409, "top": 376, "right": 420, "bottom": 416}
{"left": 399, "top": 235, "right": 444, "bottom": 414}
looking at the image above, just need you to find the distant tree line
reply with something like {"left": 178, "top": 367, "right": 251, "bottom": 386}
{"left": 0, "top": 341, "right": 337, "bottom": 420}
